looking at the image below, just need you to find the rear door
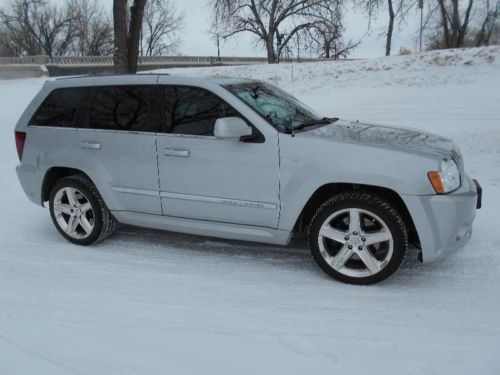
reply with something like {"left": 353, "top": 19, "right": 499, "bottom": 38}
{"left": 156, "top": 84, "right": 280, "bottom": 228}
{"left": 75, "top": 79, "right": 162, "bottom": 214}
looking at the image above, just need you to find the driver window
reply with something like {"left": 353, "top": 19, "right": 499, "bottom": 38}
{"left": 163, "top": 86, "right": 238, "bottom": 136}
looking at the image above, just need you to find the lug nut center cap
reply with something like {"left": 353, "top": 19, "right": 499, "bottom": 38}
{"left": 350, "top": 237, "right": 361, "bottom": 246}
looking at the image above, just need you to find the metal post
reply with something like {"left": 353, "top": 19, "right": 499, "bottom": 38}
{"left": 216, "top": 34, "right": 221, "bottom": 62}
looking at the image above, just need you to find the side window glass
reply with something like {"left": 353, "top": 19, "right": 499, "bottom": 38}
{"left": 164, "top": 86, "right": 238, "bottom": 136}
{"left": 89, "top": 86, "right": 158, "bottom": 132}
{"left": 29, "top": 88, "right": 89, "bottom": 127}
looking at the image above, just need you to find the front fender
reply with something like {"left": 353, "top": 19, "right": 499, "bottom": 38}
{"left": 277, "top": 133, "right": 438, "bottom": 230}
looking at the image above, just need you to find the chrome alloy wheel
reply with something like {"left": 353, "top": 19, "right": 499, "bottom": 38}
{"left": 52, "top": 187, "right": 95, "bottom": 240}
{"left": 318, "top": 208, "right": 394, "bottom": 278}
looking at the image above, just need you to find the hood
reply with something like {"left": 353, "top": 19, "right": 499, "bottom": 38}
{"left": 305, "top": 119, "right": 462, "bottom": 166}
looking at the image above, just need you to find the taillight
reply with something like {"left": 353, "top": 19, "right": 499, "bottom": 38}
{"left": 15, "top": 131, "right": 26, "bottom": 161}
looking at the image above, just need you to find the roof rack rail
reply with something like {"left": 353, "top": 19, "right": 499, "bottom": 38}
{"left": 54, "top": 72, "right": 170, "bottom": 80}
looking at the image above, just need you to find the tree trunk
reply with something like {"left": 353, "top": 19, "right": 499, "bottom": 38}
{"left": 324, "top": 39, "right": 331, "bottom": 58}
{"left": 458, "top": 0, "right": 474, "bottom": 47}
{"left": 127, "top": 0, "right": 146, "bottom": 73}
{"left": 385, "top": 0, "right": 395, "bottom": 56}
{"left": 113, "top": 0, "right": 128, "bottom": 74}
{"left": 450, "top": 0, "right": 460, "bottom": 47}
{"left": 266, "top": 36, "right": 276, "bottom": 64}
{"left": 438, "top": 0, "right": 450, "bottom": 47}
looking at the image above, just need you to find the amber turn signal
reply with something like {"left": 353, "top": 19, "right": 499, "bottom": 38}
{"left": 428, "top": 171, "right": 445, "bottom": 194}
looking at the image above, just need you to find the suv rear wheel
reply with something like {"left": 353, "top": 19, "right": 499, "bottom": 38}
{"left": 49, "top": 175, "right": 117, "bottom": 245}
{"left": 308, "top": 192, "right": 407, "bottom": 284}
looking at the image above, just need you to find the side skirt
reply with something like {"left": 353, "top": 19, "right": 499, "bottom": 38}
{"left": 111, "top": 211, "right": 292, "bottom": 245}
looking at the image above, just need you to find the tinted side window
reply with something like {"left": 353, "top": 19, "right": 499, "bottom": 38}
{"left": 164, "top": 86, "right": 238, "bottom": 136}
{"left": 89, "top": 86, "right": 158, "bottom": 132}
{"left": 29, "top": 88, "right": 89, "bottom": 127}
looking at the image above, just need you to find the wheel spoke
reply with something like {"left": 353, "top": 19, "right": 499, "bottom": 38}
{"left": 54, "top": 203, "right": 72, "bottom": 215}
{"left": 80, "top": 202, "right": 92, "bottom": 213}
{"left": 348, "top": 209, "right": 361, "bottom": 233}
{"left": 65, "top": 215, "right": 78, "bottom": 235}
{"left": 65, "top": 188, "right": 77, "bottom": 207}
{"left": 330, "top": 245, "right": 354, "bottom": 270}
{"left": 319, "top": 224, "right": 347, "bottom": 244}
{"left": 79, "top": 217, "right": 93, "bottom": 235}
{"left": 364, "top": 230, "right": 392, "bottom": 246}
{"left": 357, "top": 249, "right": 382, "bottom": 275}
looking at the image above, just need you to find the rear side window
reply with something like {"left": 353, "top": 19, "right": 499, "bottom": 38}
{"left": 163, "top": 86, "right": 238, "bottom": 136}
{"left": 29, "top": 88, "right": 89, "bottom": 127}
{"left": 89, "top": 86, "right": 158, "bottom": 132}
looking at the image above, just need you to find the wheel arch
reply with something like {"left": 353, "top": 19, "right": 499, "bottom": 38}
{"left": 41, "top": 167, "right": 94, "bottom": 204}
{"left": 293, "top": 183, "right": 420, "bottom": 248}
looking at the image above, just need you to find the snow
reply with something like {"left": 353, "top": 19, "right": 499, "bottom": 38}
{"left": 1, "top": 47, "right": 499, "bottom": 374}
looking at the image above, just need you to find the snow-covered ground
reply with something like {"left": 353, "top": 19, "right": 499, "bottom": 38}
{"left": 0, "top": 47, "right": 499, "bottom": 374}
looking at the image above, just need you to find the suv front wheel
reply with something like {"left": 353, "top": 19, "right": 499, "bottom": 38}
{"left": 49, "top": 175, "right": 117, "bottom": 245}
{"left": 308, "top": 192, "right": 408, "bottom": 284}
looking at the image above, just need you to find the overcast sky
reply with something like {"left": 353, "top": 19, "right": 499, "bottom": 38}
{"left": 0, "top": 0, "right": 423, "bottom": 58}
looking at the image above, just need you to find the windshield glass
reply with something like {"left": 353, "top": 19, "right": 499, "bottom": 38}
{"left": 224, "top": 81, "right": 323, "bottom": 133}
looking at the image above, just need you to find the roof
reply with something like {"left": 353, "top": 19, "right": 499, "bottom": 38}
{"left": 46, "top": 74, "right": 255, "bottom": 89}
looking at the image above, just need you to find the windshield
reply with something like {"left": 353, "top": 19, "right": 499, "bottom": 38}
{"left": 224, "top": 81, "right": 326, "bottom": 133}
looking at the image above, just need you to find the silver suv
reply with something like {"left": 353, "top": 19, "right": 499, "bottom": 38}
{"left": 15, "top": 74, "right": 482, "bottom": 284}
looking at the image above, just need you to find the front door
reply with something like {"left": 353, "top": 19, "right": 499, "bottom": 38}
{"left": 156, "top": 84, "right": 280, "bottom": 228}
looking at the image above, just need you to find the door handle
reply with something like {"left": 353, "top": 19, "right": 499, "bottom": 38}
{"left": 81, "top": 141, "right": 101, "bottom": 150}
{"left": 164, "top": 148, "right": 190, "bottom": 157}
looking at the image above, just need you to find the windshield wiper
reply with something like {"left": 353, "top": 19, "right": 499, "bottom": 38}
{"left": 287, "top": 117, "right": 338, "bottom": 133}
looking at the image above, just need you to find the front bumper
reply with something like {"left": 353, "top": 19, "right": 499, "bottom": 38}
{"left": 401, "top": 174, "right": 480, "bottom": 263}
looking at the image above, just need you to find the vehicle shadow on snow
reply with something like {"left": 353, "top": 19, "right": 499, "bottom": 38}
{"left": 81, "top": 223, "right": 443, "bottom": 286}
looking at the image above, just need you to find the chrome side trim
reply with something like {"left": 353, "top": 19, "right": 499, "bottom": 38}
{"left": 77, "top": 128, "right": 158, "bottom": 136}
{"left": 27, "top": 125, "right": 76, "bottom": 131}
{"left": 160, "top": 191, "right": 277, "bottom": 210}
{"left": 155, "top": 132, "right": 238, "bottom": 142}
{"left": 112, "top": 186, "right": 159, "bottom": 197}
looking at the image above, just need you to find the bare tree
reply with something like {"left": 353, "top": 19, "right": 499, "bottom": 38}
{"left": 314, "top": 31, "right": 360, "bottom": 59}
{"left": 302, "top": 2, "right": 360, "bottom": 58}
{"left": 356, "top": 0, "right": 414, "bottom": 56}
{"left": 67, "top": 0, "right": 113, "bottom": 56}
{"left": 0, "top": 6, "right": 42, "bottom": 56}
{"left": 436, "top": 0, "right": 474, "bottom": 48}
{"left": 113, "top": 0, "right": 147, "bottom": 74}
{"left": 211, "top": 0, "right": 338, "bottom": 63}
{"left": 423, "top": 0, "right": 498, "bottom": 49}
{"left": 0, "top": 0, "right": 77, "bottom": 57}
{"left": 474, "top": 0, "right": 498, "bottom": 46}
{"left": 140, "top": 0, "right": 184, "bottom": 56}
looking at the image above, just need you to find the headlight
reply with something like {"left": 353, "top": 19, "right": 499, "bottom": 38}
{"left": 428, "top": 159, "right": 461, "bottom": 194}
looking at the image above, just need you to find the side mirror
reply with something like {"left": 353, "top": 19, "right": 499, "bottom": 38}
{"left": 214, "top": 117, "right": 252, "bottom": 140}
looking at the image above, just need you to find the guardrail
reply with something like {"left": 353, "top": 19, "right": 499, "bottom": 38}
{"left": 0, "top": 54, "right": 331, "bottom": 66}
{"left": 0, "top": 54, "right": 348, "bottom": 78}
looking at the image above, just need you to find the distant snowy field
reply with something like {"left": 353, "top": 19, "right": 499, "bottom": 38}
{"left": 0, "top": 47, "right": 499, "bottom": 374}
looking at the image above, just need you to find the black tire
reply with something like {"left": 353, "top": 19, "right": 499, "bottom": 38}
{"left": 308, "top": 192, "right": 407, "bottom": 285}
{"left": 49, "top": 175, "right": 117, "bottom": 245}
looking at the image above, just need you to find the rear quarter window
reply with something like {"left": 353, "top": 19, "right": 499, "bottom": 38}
{"left": 29, "top": 87, "right": 90, "bottom": 127}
